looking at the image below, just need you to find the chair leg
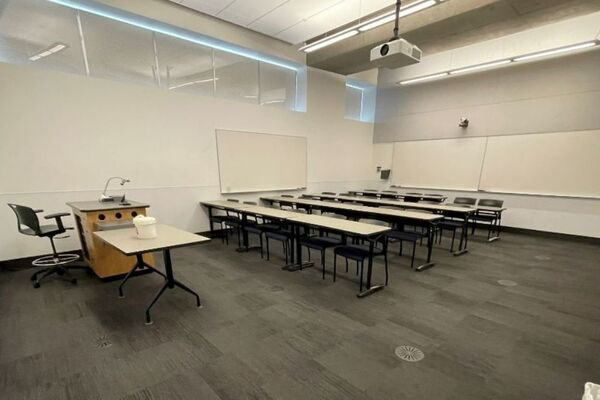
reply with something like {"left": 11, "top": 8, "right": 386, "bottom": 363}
{"left": 266, "top": 238, "right": 270, "bottom": 261}
{"left": 451, "top": 229, "right": 456, "bottom": 252}
{"left": 333, "top": 253, "right": 337, "bottom": 282}
{"left": 259, "top": 234, "right": 264, "bottom": 258}
{"left": 282, "top": 241, "right": 287, "bottom": 263}
{"left": 321, "top": 250, "right": 326, "bottom": 280}
{"left": 359, "top": 261, "right": 364, "bottom": 291}
{"left": 411, "top": 241, "right": 416, "bottom": 269}
{"left": 356, "top": 260, "right": 359, "bottom": 276}
{"left": 384, "top": 253, "right": 389, "bottom": 286}
{"left": 345, "top": 258, "right": 348, "bottom": 273}
{"left": 399, "top": 241, "right": 403, "bottom": 256}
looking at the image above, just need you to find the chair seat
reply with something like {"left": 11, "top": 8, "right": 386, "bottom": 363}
{"left": 245, "top": 223, "right": 280, "bottom": 234}
{"left": 334, "top": 244, "right": 384, "bottom": 261}
{"left": 299, "top": 236, "right": 342, "bottom": 250}
{"left": 386, "top": 230, "right": 422, "bottom": 242}
{"left": 471, "top": 214, "right": 497, "bottom": 222}
{"left": 22, "top": 224, "right": 61, "bottom": 237}
{"left": 438, "top": 220, "right": 464, "bottom": 229}
{"left": 265, "top": 230, "right": 293, "bottom": 241}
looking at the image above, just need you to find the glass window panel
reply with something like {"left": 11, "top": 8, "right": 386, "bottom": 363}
{"left": 345, "top": 85, "right": 363, "bottom": 121}
{"left": 156, "top": 33, "right": 214, "bottom": 96}
{"left": 259, "top": 62, "right": 296, "bottom": 110}
{"left": 80, "top": 12, "right": 157, "bottom": 86}
{"left": 0, "top": 0, "right": 84, "bottom": 74}
{"left": 214, "top": 50, "right": 258, "bottom": 104}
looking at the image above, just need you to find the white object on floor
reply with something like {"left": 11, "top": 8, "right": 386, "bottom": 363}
{"left": 133, "top": 215, "right": 157, "bottom": 239}
{"left": 583, "top": 382, "right": 600, "bottom": 400}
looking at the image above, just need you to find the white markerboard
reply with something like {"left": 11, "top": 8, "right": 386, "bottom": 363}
{"left": 479, "top": 130, "right": 600, "bottom": 198}
{"left": 216, "top": 129, "right": 307, "bottom": 194}
{"left": 391, "top": 137, "right": 487, "bottom": 191}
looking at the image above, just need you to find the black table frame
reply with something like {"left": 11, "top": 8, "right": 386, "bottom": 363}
{"left": 119, "top": 251, "right": 201, "bottom": 325}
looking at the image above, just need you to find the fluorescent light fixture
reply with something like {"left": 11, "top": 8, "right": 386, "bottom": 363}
{"left": 302, "top": 30, "right": 358, "bottom": 53}
{"left": 47, "top": 0, "right": 302, "bottom": 71}
{"left": 169, "top": 77, "right": 218, "bottom": 90}
{"left": 399, "top": 72, "right": 448, "bottom": 85}
{"left": 358, "top": 0, "right": 436, "bottom": 32}
{"left": 346, "top": 84, "right": 365, "bottom": 90}
{"left": 513, "top": 41, "right": 597, "bottom": 62}
{"left": 28, "top": 42, "right": 68, "bottom": 61}
{"left": 449, "top": 59, "right": 512, "bottom": 75}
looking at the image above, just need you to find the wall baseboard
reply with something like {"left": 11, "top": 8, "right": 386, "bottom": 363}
{"left": 495, "top": 225, "right": 600, "bottom": 245}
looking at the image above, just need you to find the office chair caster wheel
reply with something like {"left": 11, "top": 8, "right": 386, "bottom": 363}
{"left": 71, "top": 278, "right": 77, "bottom": 285}
{"left": 33, "top": 281, "right": 40, "bottom": 289}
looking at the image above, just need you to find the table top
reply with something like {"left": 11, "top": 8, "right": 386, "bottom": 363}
{"left": 94, "top": 224, "right": 210, "bottom": 255}
{"left": 317, "top": 195, "right": 475, "bottom": 214}
{"left": 263, "top": 196, "right": 446, "bottom": 221}
{"left": 287, "top": 214, "right": 391, "bottom": 236}
{"left": 67, "top": 200, "right": 149, "bottom": 212}
{"left": 240, "top": 205, "right": 296, "bottom": 219}
{"left": 200, "top": 200, "right": 252, "bottom": 210}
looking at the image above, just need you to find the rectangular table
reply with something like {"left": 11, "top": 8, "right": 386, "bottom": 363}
{"left": 296, "top": 194, "right": 476, "bottom": 255}
{"left": 344, "top": 191, "right": 447, "bottom": 202}
{"left": 201, "top": 201, "right": 392, "bottom": 297}
{"left": 94, "top": 224, "right": 210, "bottom": 324}
{"left": 286, "top": 213, "right": 391, "bottom": 298}
{"left": 261, "top": 196, "right": 443, "bottom": 270}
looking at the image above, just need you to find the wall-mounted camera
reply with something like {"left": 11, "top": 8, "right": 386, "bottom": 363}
{"left": 459, "top": 117, "right": 469, "bottom": 128}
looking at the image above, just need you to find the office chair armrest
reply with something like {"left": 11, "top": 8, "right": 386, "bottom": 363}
{"left": 33, "top": 209, "right": 44, "bottom": 213}
{"left": 45, "top": 212, "right": 71, "bottom": 231}
{"left": 44, "top": 212, "right": 70, "bottom": 219}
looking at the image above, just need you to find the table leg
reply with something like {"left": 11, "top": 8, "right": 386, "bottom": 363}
{"left": 119, "top": 254, "right": 166, "bottom": 298}
{"left": 283, "top": 223, "right": 313, "bottom": 272}
{"left": 357, "top": 238, "right": 384, "bottom": 298}
{"left": 236, "top": 213, "right": 261, "bottom": 253}
{"left": 488, "top": 212, "right": 502, "bottom": 242}
{"left": 453, "top": 214, "right": 470, "bottom": 256}
{"left": 143, "top": 249, "right": 202, "bottom": 325}
{"left": 416, "top": 223, "right": 436, "bottom": 271}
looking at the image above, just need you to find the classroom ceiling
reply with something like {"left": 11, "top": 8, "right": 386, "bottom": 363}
{"left": 169, "top": 0, "right": 600, "bottom": 75}
{"left": 167, "top": 0, "right": 394, "bottom": 44}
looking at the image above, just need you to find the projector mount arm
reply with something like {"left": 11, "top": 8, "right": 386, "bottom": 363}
{"left": 391, "top": 0, "right": 401, "bottom": 41}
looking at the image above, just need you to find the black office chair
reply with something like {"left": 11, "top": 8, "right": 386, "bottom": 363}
{"left": 471, "top": 199, "right": 504, "bottom": 239}
{"left": 452, "top": 197, "right": 477, "bottom": 206}
{"left": 221, "top": 199, "right": 243, "bottom": 246}
{"left": 333, "top": 219, "right": 389, "bottom": 288}
{"left": 242, "top": 201, "right": 280, "bottom": 258}
{"left": 321, "top": 192, "right": 336, "bottom": 195}
{"left": 8, "top": 204, "right": 86, "bottom": 288}
{"left": 298, "top": 213, "right": 346, "bottom": 280}
{"left": 404, "top": 192, "right": 422, "bottom": 202}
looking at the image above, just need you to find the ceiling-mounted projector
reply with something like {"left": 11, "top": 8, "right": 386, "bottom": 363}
{"left": 369, "top": 0, "right": 422, "bottom": 69}
{"left": 370, "top": 38, "right": 422, "bottom": 68}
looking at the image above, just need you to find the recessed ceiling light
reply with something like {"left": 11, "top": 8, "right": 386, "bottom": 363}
{"left": 358, "top": 0, "right": 437, "bottom": 32}
{"left": 302, "top": 30, "right": 359, "bottom": 53}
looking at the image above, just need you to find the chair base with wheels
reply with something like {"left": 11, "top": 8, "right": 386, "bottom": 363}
{"left": 8, "top": 203, "right": 88, "bottom": 288}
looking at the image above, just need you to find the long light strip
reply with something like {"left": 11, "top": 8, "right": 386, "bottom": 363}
{"left": 303, "top": 30, "right": 359, "bottom": 53}
{"left": 513, "top": 41, "right": 597, "bottom": 61}
{"left": 358, "top": 0, "right": 437, "bottom": 32}
{"left": 399, "top": 40, "right": 599, "bottom": 85}
{"left": 300, "top": 0, "right": 442, "bottom": 53}
{"left": 449, "top": 59, "right": 512, "bottom": 75}
{"left": 46, "top": 0, "right": 302, "bottom": 71}
{"left": 29, "top": 42, "right": 68, "bottom": 61}
{"left": 399, "top": 72, "right": 448, "bottom": 85}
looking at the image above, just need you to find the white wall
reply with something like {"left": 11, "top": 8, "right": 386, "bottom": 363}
{"left": 371, "top": 142, "right": 600, "bottom": 238}
{"left": 0, "top": 63, "right": 375, "bottom": 261}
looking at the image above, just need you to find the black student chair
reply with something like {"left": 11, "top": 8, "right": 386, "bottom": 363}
{"left": 7, "top": 204, "right": 87, "bottom": 288}
{"left": 298, "top": 213, "right": 345, "bottom": 280}
{"left": 471, "top": 199, "right": 504, "bottom": 238}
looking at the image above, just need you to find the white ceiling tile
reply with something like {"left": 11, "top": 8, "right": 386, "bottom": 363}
{"left": 217, "top": 0, "right": 289, "bottom": 27}
{"left": 179, "top": 0, "right": 231, "bottom": 16}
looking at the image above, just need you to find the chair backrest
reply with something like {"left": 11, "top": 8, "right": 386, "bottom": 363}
{"left": 281, "top": 194, "right": 294, "bottom": 198}
{"left": 405, "top": 192, "right": 422, "bottom": 195}
{"left": 364, "top": 189, "right": 378, "bottom": 192}
{"left": 243, "top": 201, "right": 257, "bottom": 205}
{"left": 288, "top": 208, "right": 307, "bottom": 214}
{"left": 322, "top": 192, "right": 336, "bottom": 195}
{"left": 7, "top": 203, "right": 40, "bottom": 235}
{"left": 382, "top": 190, "right": 397, "bottom": 193}
{"left": 478, "top": 198, "right": 504, "bottom": 207}
{"left": 454, "top": 197, "right": 477, "bottom": 205}
{"left": 227, "top": 199, "right": 240, "bottom": 203}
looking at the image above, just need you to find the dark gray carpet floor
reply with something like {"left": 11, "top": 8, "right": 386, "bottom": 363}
{"left": 1, "top": 230, "right": 599, "bottom": 399}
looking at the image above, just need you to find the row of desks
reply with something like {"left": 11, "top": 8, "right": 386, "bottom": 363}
{"left": 347, "top": 190, "right": 447, "bottom": 202}
{"left": 301, "top": 193, "right": 507, "bottom": 242}
{"left": 201, "top": 200, "right": 394, "bottom": 297}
